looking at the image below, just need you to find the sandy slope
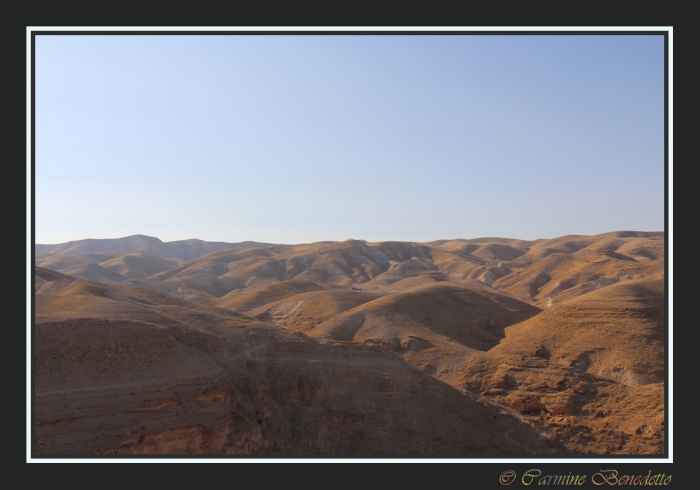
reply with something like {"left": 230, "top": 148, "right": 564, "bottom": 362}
{"left": 492, "top": 274, "right": 665, "bottom": 385}
{"left": 36, "top": 232, "right": 664, "bottom": 309}
{"left": 34, "top": 270, "right": 551, "bottom": 455}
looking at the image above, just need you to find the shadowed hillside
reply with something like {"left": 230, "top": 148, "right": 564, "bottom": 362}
{"left": 34, "top": 270, "right": 552, "bottom": 455}
{"left": 442, "top": 274, "right": 666, "bottom": 454}
{"left": 213, "top": 278, "right": 327, "bottom": 311}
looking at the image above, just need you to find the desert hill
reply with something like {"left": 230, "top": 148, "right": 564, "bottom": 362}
{"left": 34, "top": 270, "right": 552, "bottom": 455}
{"left": 35, "top": 266, "right": 75, "bottom": 294}
{"left": 442, "top": 273, "right": 666, "bottom": 454}
{"left": 300, "top": 281, "right": 540, "bottom": 349}
{"left": 32, "top": 230, "right": 666, "bottom": 455}
{"left": 278, "top": 281, "right": 543, "bottom": 384}
{"left": 490, "top": 232, "right": 664, "bottom": 306}
{"left": 445, "top": 350, "right": 664, "bottom": 454}
{"left": 213, "top": 278, "right": 327, "bottom": 311}
{"left": 36, "top": 251, "right": 181, "bottom": 283}
{"left": 36, "top": 234, "right": 272, "bottom": 261}
{"left": 491, "top": 274, "right": 665, "bottom": 385}
{"left": 249, "top": 289, "right": 385, "bottom": 332}
{"left": 35, "top": 232, "right": 663, "bottom": 309}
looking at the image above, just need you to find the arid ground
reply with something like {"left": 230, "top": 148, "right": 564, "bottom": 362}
{"left": 33, "top": 231, "right": 665, "bottom": 455}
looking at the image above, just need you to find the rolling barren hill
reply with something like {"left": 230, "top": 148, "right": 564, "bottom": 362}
{"left": 34, "top": 269, "right": 551, "bottom": 455}
{"left": 491, "top": 274, "right": 665, "bottom": 385}
{"left": 443, "top": 274, "right": 666, "bottom": 454}
{"left": 213, "top": 278, "right": 328, "bottom": 311}
{"left": 36, "top": 234, "right": 272, "bottom": 261}
{"left": 32, "top": 230, "right": 666, "bottom": 455}
{"left": 248, "top": 281, "right": 542, "bottom": 379}
{"left": 491, "top": 231, "right": 665, "bottom": 306}
{"left": 36, "top": 251, "right": 181, "bottom": 284}
{"left": 35, "top": 232, "right": 663, "bottom": 308}
{"left": 35, "top": 267, "right": 76, "bottom": 294}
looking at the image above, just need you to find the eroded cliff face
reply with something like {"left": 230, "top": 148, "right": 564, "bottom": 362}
{"left": 445, "top": 352, "right": 664, "bottom": 455}
{"left": 34, "top": 314, "right": 552, "bottom": 455}
{"left": 442, "top": 276, "right": 666, "bottom": 455}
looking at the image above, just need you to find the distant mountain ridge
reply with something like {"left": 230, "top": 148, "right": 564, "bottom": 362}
{"left": 35, "top": 231, "right": 664, "bottom": 307}
{"left": 35, "top": 234, "right": 273, "bottom": 261}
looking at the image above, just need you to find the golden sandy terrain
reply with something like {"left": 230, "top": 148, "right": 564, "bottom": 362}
{"left": 33, "top": 231, "right": 666, "bottom": 455}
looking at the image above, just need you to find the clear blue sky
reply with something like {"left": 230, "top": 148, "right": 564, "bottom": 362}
{"left": 34, "top": 34, "right": 665, "bottom": 245}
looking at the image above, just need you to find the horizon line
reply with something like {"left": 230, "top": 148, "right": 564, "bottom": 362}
{"left": 33, "top": 229, "right": 666, "bottom": 248}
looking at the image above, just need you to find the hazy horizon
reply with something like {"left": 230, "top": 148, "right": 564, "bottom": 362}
{"left": 35, "top": 33, "right": 665, "bottom": 244}
{"left": 34, "top": 229, "right": 666, "bottom": 248}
